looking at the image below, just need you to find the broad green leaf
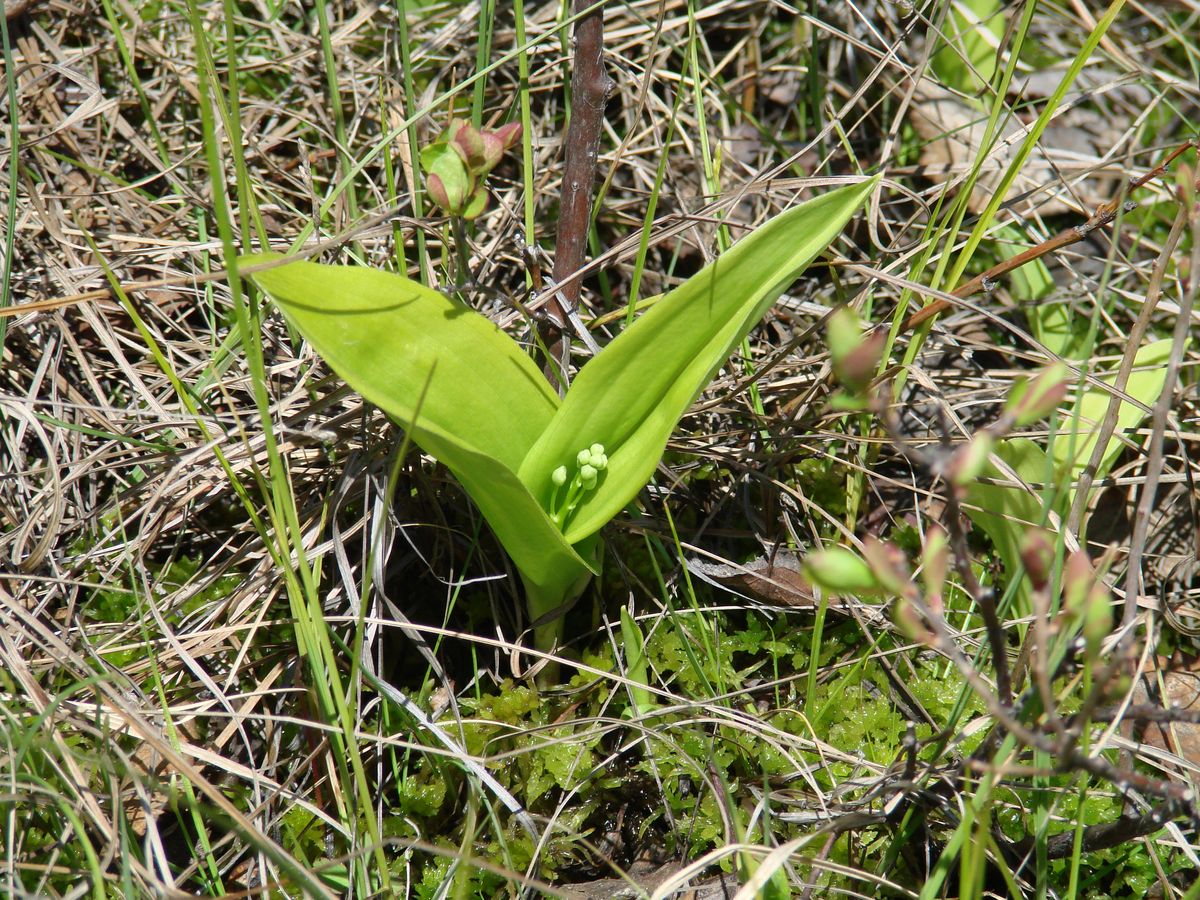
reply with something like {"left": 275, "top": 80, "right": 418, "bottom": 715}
{"left": 1030, "top": 299, "right": 1090, "bottom": 361}
{"left": 992, "top": 221, "right": 1090, "bottom": 361}
{"left": 519, "top": 177, "right": 880, "bottom": 544}
{"left": 995, "top": 226, "right": 1053, "bottom": 308}
{"left": 1053, "top": 339, "right": 1172, "bottom": 479}
{"left": 418, "top": 427, "right": 599, "bottom": 590}
{"left": 991, "top": 224, "right": 1071, "bottom": 354}
{"left": 245, "top": 253, "right": 557, "bottom": 472}
{"left": 245, "top": 253, "right": 595, "bottom": 602}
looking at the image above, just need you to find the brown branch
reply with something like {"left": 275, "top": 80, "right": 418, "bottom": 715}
{"left": 872, "top": 398, "right": 1014, "bottom": 705}
{"left": 5, "top": 0, "right": 38, "bottom": 21}
{"left": 545, "top": 0, "right": 612, "bottom": 385}
{"left": 900, "top": 140, "right": 1196, "bottom": 333}
{"left": 1089, "top": 703, "right": 1200, "bottom": 725}
{"left": 1009, "top": 801, "right": 1188, "bottom": 862}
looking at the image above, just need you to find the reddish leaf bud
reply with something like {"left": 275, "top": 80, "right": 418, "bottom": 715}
{"left": 1019, "top": 530, "right": 1055, "bottom": 591}
{"left": 1007, "top": 363, "right": 1069, "bottom": 427}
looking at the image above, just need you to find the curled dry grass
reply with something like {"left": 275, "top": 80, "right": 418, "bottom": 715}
{"left": 2, "top": 0, "right": 1200, "bottom": 896}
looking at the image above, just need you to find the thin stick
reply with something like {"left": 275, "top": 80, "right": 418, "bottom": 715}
{"left": 1121, "top": 171, "right": 1200, "bottom": 624}
{"left": 544, "top": 0, "right": 612, "bottom": 386}
{"left": 900, "top": 140, "right": 1195, "bottom": 333}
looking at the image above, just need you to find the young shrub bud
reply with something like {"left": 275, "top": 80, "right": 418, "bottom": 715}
{"left": 1082, "top": 582, "right": 1114, "bottom": 662}
{"left": 862, "top": 536, "right": 913, "bottom": 597}
{"left": 837, "top": 327, "right": 887, "bottom": 391}
{"left": 552, "top": 465, "right": 569, "bottom": 486}
{"left": 894, "top": 594, "right": 932, "bottom": 644}
{"left": 1006, "top": 363, "right": 1069, "bottom": 427}
{"left": 1175, "top": 160, "right": 1196, "bottom": 207}
{"left": 949, "top": 432, "right": 994, "bottom": 487}
{"left": 577, "top": 448, "right": 593, "bottom": 467}
{"left": 827, "top": 307, "right": 862, "bottom": 362}
{"left": 1019, "top": 530, "right": 1055, "bottom": 591}
{"left": 450, "top": 120, "right": 487, "bottom": 169}
{"left": 426, "top": 173, "right": 451, "bottom": 212}
{"left": 1063, "top": 549, "right": 1094, "bottom": 617}
{"left": 827, "top": 307, "right": 883, "bottom": 391}
{"left": 421, "top": 144, "right": 472, "bottom": 214}
{"left": 477, "top": 132, "right": 504, "bottom": 171}
{"left": 920, "top": 525, "right": 949, "bottom": 610}
{"left": 802, "top": 546, "right": 881, "bottom": 595}
{"left": 579, "top": 463, "right": 598, "bottom": 485}
{"left": 493, "top": 121, "right": 522, "bottom": 150}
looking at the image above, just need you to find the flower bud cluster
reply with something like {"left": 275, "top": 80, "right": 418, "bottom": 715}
{"left": 549, "top": 443, "right": 608, "bottom": 528}
{"left": 420, "top": 119, "right": 522, "bottom": 220}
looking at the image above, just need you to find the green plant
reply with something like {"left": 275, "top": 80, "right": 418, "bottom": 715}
{"left": 965, "top": 340, "right": 1171, "bottom": 611}
{"left": 420, "top": 118, "right": 521, "bottom": 220}
{"left": 244, "top": 177, "right": 877, "bottom": 664}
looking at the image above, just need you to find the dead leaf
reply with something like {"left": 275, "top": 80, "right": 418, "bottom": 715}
{"left": 1126, "top": 653, "right": 1200, "bottom": 765}
{"left": 685, "top": 552, "right": 888, "bottom": 625}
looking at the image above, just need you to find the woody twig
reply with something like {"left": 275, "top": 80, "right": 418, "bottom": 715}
{"left": 543, "top": 0, "right": 612, "bottom": 388}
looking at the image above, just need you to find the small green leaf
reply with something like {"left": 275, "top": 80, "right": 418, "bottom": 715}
{"left": 619, "top": 607, "right": 654, "bottom": 716}
{"left": 520, "top": 177, "right": 880, "bottom": 544}
{"left": 460, "top": 185, "right": 488, "bottom": 220}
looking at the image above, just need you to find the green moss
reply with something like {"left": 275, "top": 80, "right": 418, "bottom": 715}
{"left": 396, "top": 764, "right": 447, "bottom": 818}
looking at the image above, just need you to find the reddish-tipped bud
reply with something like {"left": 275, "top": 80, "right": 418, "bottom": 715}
{"left": 493, "top": 121, "right": 522, "bottom": 150}
{"left": 1082, "top": 582, "right": 1114, "bottom": 662}
{"left": 862, "top": 537, "right": 913, "bottom": 597}
{"left": 1061, "top": 549, "right": 1112, "bottom": 662}
{"left": 839, "top": 328, "right": 887, "bottom": 391}
{"left": 949, "top": 432, "right": 994, "bottom": 487}
{"left": 451, "top": 121, "right": 487, "bottom": 168}
{"left": 1063, "top": 549, "right": 1093, "bottom": 614}
{"left": 921, "top": 525, "right": 949, "bottom": 612}
{"left": 1019, "top": 530, "right": 1055, "bottom": 591}
{"left": 1007, "top": 363, "right": 1069, "bottom": 427}
{"left": 828, "top": 308, "right": 884, "bottom": 391}
{"left": 426, "top": 173, "right": 451, "bottom": 211}
{"left": 895, "top": 595, "right": 933, "bottom": 644}
{"left": 478, "top": 132, "right": 505, "bottom": 170}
